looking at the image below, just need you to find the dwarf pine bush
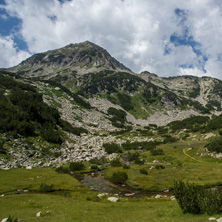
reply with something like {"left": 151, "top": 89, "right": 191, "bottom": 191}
{"left": 174, "top": 180, "right": 222, "bottom": 215}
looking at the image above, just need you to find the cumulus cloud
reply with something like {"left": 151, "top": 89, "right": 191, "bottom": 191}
{"left": 0, "top": 0, "right": 222, "bottom": 79}
{"left": 0, "top": 36, "right": 30, "bottom": 68}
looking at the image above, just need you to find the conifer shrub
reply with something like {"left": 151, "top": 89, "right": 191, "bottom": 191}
{"left": 122, "top": 141, "right": 157, "bottom": 151}
{"left": 6, "top": 215, "right": 18, "bottom": 222}
{"left": 127, "top": 151, "right": 140, "bottom": 161}
{"left": 89, "top": 157, "right": 107, "bottom": 165}
{"left": 55, "top": 166, "right": 69, "bottom": 174}
{"left": 174, "top": 180, "right": 202, "bottom": 214}
{"left": 206, "top": 136, "right": 222, "bottom": 153}
{"left": 162, "top": 134, "right": 177, "bottom": 143}
{"left": 150, "top": 148, "right": 164, "bottom": 156}
{"left": 39, "top": 183, "right": 55, "bottom": 192}
{"left": 90, "top": 164, "right": 99, "bottom": 171}
{"left": 110, "top": 158, "right": 122, "bottom": 167}
{"left": 69, "top": 162, "right": 85, "bottom": 171}
{"left": 110, "top": 172, "right": 128, "bottom": 184}
{"left": 139, "top": 168, "right": 148, "bottom": 175}
{"left": 135, "top": 158, "right": 144, "bottom": 165}
{"left": 122, "top": 164, "right": 130, "bottom": 169}
{"left": 174, "top": 180, "right": 222, "bottom": 214}
{"left": 155, "top": 164, "right": 165, "bottom": 169}
{"left": 103, "top": 143, "right": 121, "bottom": 154}
{"left": 0, "top": 141, "right": 6, "bottom": 154}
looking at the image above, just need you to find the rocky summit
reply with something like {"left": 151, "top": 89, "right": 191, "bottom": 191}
{"left": 9, "top": 41, "right": 131, "bottom": 78}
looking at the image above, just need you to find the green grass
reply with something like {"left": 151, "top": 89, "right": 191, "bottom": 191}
{"left": 105, "top": 140, "right": 222, "bottom": 190}
{"left": 0, "top": 168, "right": 221, "bottom": 221}
{"left": 0, "top": 168, "right": 80, "bottom": 193}
{"left": 0, "top": 191, "right": 218, "bottom": 222}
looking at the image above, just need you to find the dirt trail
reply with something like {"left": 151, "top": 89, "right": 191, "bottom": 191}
{"left": 183, "top": 147, "right": 204, "bottom": 163}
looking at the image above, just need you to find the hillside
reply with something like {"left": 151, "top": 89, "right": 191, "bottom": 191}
{"left": 4, "top": 41, "right": 222, "bottom": 127}
{"left": 1, "top": 41, "right": 222, "bottom": 170}
{"left": 1, "top": 41, "right": 222, "bottom": 221}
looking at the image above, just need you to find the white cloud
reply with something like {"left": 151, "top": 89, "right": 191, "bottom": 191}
{"left": 1, "top": 0, "right": 222, "bottom": 79}
{"left": 0, "top": 36, "right": 30, "bottom": 68}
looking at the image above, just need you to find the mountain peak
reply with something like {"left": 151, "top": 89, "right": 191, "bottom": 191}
{"left": 10, "top": 41, "right": 131, "bottom": 78}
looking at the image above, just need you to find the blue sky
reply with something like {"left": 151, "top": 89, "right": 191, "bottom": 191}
{"left": 0, "top": 0, "right": 222, "bottom": 79}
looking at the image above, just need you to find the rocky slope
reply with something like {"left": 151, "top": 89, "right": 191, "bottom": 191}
{"left": 7, "top": 41, "right": 222, "bottom": 126}
{"left": 141, "top": 71, "right": 222, "bottom": 110}
{"left": 1, "top": 40, "right": 222, "bottom": 170}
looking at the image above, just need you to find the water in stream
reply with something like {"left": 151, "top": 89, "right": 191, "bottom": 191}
{"left": 74, "top": 172, "right": 173, "bottom": 198}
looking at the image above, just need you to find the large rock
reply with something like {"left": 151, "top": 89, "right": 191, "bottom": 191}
{"left": 107, "top": 197, "right": 118, "bottom": 202}
{"left": 217, "top": 217, "right": 222, "bottom": 222}
{"left": 97, "top": 193, "right": 109, "bottom": 198}
{"left": 208, "top": 217, "right": 216, "bottom": 221}
{"left": 36, "top": 211, "right": 42, "bottom": 217}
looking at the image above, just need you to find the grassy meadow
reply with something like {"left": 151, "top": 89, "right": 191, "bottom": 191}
{"left": 104, "top": 140, "right": 222, "bottom": 190}
{"left": 0, "top": 154, "right": 222, "bottom": 222}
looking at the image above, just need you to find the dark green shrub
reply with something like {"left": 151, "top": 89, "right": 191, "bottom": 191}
{"left": 206, "top": 136, "right": 222, "bottom": 153}
{"left": 107, "top": 107, "right": 127, "bottom": 122}
{"left": 169, "top": 116, "right": 209, "bottom": 132}
{"left": 155, "top": 165, "right": 165, "bottom": 169}
{"left": 53, "top": 151, "right": 61, "bottom": 158}
{"left": 206, "top": 114, "right": 222, "bottom": 131}
{"left": 107, "top": 107, "right": 127, "bottom": 127}
{"left": 110, "top": 126, "right": 132, "bottom": 136}
{"left": 174, "top": 180, "right": 222, "bottom": 215}
{"left": 140, "top": 168, "right": 148, "bottom": 175}
{"left": 117, "top": 93, "right": 134, "bottom": 111}
{"left": 103, "top": 143, "right": 121, "bottom": 154}
{"left": 110, "top": 172, "right": 128, "bottom": 184}
{"left": 174, "top": 180, "right": 202, "bottom": 214}
{"left": 0, "top": 141, "right": 6, "bottom": 154}
{"left": 39, "top": 183, "right": 55, "bottom": 192}
{"left": 135, "top": 158, "right": 144, "bottom": 165}
{"left": 163, "top": 135, "right": 177, "bottom": 143}
{"left": 69, "top": 162, "right": 85, "bottom": 171}
{"left": 127, "top": 151, "right": 140, "bottom": 161}
{"left": 149, "top": 124, "right": 157, "bottom": 128}
{"left": 60, "top": 191, "right": 71, "bottom": 198}
{"left": 55, "top": 166, "right": 69, "bottom": 174}
{"left": 122, "top": 141, "right": 157, "bottom": 151}
{"left": 91, "top": 165, "right": 99, "bottom": 171}
{"left": 122, "top": 164, "right": 130, "bottom": 169}
{"left": 157, "top": 126, "right": 168, "bottom": 134}
{"left": 199, "top": 189, "right": 222, "bottom": 215}
{"left": 59, "top": 119, "right": 88, "bottom": 136}
{"left": 86, "top": 196, "right": 100, "bottom": 202}
{"left": 40, "top": 123, "right": 62, "bottom": 144}
{"left": 150, "top": 149, "right": 164, "bottom": 156}
{"left": 7, "top": 215, "right": 18, "bottom": 222}
{"left": 89, "top": 157, "right": 107, "bottom": 165}
{"left": 110, "top": 158, "right": 122, "bottom": 167}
